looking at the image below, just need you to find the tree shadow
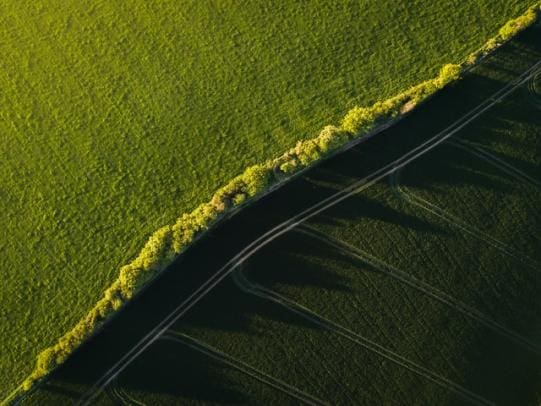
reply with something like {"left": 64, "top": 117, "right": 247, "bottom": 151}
{"left": 397, "top": 142, "right": 521, "bottom": 193}
{"left": 312, "top": 188, "right": 449, "bottom": 235}
{"left": 177, "top": 273, "right": 321, "bottom": 334}
{"left": 95, "top": 233, "right": 363, "bottom": 403}
{"left": 240, "top": 230, "right": 370, "bottom": 291}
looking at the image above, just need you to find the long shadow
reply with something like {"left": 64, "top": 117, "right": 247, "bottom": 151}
{"left": 238, "top": 230, "right": 366, "bottom": 292}
{"left": 102, "top": 238, "right": 355, "bottom": 403}
{"left": 110, "top": 338, "right": 248, "bottom": 404}
{"left": 234, "top": 224, "right": 541, "bottom": 405}
{"left": 177, "top": 273, "right": 321, "bottom": 334}
{"left": 312, "top": 186, "right": 449, "bottom": 234}
{"left": 396, "top": 142, "right": 519, "bottom": 192}
{"left": 461, "top": 99, "right": 541, "bottom": 180}
{"left": 22, "top": 23, "right": 541, "bottom": 405}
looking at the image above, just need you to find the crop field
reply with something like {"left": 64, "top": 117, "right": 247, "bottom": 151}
{"left": 2, "top": 0, "right": 537, "bottom": 397}
{"left": 19, "top": 22, "right": 541, "bottom": 405}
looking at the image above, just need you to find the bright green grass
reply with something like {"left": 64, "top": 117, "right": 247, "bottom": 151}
{"left": 75, "top": 42, "right": 541, "bottom": 404}
{"left": 0, "top": 0, "right": 535, "bottom": 396}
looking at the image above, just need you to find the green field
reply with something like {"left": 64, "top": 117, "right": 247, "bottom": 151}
{"left": 0, "top": 0, "right": 537, "bottom": 398}
{"left": 20, "top": 22, "right": 541, "bottom": 405}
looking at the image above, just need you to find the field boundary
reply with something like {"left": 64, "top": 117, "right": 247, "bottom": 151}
{"left": 76, "top": 52, "right": 541, "bottom": 405}
{"left": 7, "top": 4, "right": 541, "bottom": 402}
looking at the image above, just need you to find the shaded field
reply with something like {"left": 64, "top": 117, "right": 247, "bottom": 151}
{"left": 20, "top": 23, "right": 541, "bottom": 405}
{"left": 2, "top": 0, "right": 536, "bottom": 394}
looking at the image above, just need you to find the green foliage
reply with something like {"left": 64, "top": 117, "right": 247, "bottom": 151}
{"left": 341, "top": 106, "right": 377, "bottom": 134}
{"left": 437, "top": 64, "right": 463, "bottom": 85}
{"left": 278, "top": 156, "right": 301, "bottom": 174}
{"left": 499, "top": 4, "right": 539, "bottom": 39}
{"left": 9, "top": 2, "right": 540, "bottom": 400}
{"left": 315, "top": 125, "right": 351, "bottom": 152}
{"left": 242, "top": 165, "right": 273, "bottom": 197}
{"left": 466, "top": 2, "right": 541, "bottom": 65}
{"left": 340, "top": 64, "right": 463, "bottom": 135}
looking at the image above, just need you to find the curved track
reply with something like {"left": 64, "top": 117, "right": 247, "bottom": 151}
{"left": 525, "top": 71, "right": 541, "bottom": 109}
{"left": 448, "top": 139, "right": 541, "bottom": 189}
{"left": 77, "top": 60, "right": 541, "bottom": 405}
{"left": 106, "top": 383, "right": 147, "bottom": 406}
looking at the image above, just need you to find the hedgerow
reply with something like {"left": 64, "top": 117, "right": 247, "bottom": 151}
{"left": 499, "top": 4, "right": 539, "bottom": 39}
{"left": 19, "top": 3, "right": 541, "bottom": 395}
{"left": 467, "top": 3, "right": 541, "bottom": 64}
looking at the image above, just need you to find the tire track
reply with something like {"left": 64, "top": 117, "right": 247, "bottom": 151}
{"left": 295, "top": 225, "right": 541, "bottom": 355}
{"left": 389, "top": 169, "right": 541, "bottom": 270}
{"left": 449, "top": 139, "right": 541, "bottom": 189}
{"left": 524, "top": 71, "right": 541, "bottom": 109}
{"left": 77, "top": 57, "right": 541, "bottom": 406}
{"left": 161, "top": 332, "right": 329, "bottom": 406}
{"left": 106, "top": 382, "right": 147, "bottom": 406}
{"left": 232, "top": 266, "right": 493, "bottom": 406}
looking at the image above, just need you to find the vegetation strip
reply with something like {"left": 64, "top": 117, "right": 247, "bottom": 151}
{"left": 13, "top": 4, "right": 541, "bottom": 399}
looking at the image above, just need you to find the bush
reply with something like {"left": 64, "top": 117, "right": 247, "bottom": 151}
{"left": 499, "top": 6, "right": 538, "bottom": 40}
{"left": 438, "top": 64, "right": 462, "bottom": 86}
{"left": 316, "top": 125, "right": 350, "bottom": 152}
{"left": 241, "top": 164, "right": 273, "bottom": 196}
{"left": 279, "top": 156, "right": 300, "bottom": 174}
{"left": 341, "top": 106, "right": 376, "bottom": 134}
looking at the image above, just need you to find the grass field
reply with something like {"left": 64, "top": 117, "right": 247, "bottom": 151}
{"left": 20, "top": 22, "right": 541, "bottom": 405}
{"left": 2, "top": 0, "right": 536, "bottom": 396}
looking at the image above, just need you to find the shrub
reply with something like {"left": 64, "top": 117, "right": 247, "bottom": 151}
{"left": 341, "top": 106, "right": 376, "bottom": 134}
{"left": 437, "top": 64, "right": 462, "bottom": 86}
{"left": 499, "top": 6, "right": 538, "bottom": 40}
{"left": 279, "top": 157, "right": 300, "bottom": 174}
{"left": 32, "top": 348, "right": 57, "bottom": 380}
{"left": 316, "top": 125, "right": 350, "bottom": 152}
{"left": 241, "top": 164, "right": 273, "bottom": 196}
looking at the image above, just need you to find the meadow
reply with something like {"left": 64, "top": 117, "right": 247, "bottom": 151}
{"left": 20, "top": 22, "right": 541, "bottom": 405}
{"left": 2, "top": 0, "right": 537, "bottom": 397}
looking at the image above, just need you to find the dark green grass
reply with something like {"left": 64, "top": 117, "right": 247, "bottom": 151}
{"left": 3, "top": 1, "right": 536, "bottom": 394}
{"left": 113, "top": 278, "right": 458, "bottom": 405}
